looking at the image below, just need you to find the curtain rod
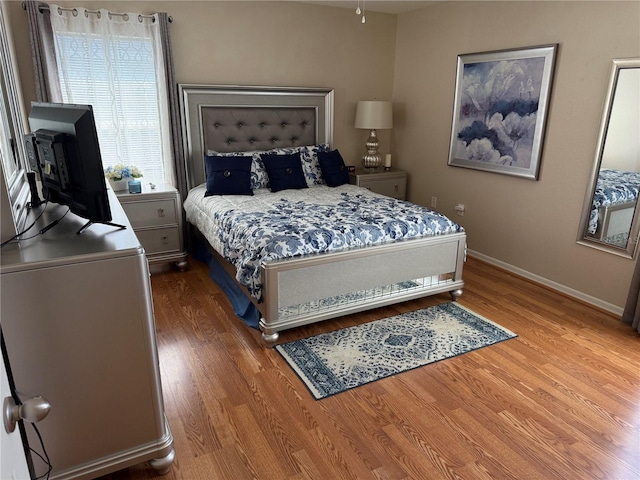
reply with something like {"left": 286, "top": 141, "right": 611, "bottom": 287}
{"left": 22, "top": 2, "right": 173, "bottom": 23}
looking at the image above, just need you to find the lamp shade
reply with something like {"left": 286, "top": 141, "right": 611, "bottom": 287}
{"left": 354, "top": 101, "right": 393, "bottom": 129}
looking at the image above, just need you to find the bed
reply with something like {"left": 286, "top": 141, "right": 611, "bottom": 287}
{"left": 587, "top": 168, "right": 640, "bottom": 246}
{"left": 179, "top": 85, "right": 466, "bottom": 345}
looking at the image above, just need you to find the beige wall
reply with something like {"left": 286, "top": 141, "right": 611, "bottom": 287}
{"left": 6, "top": 0, "right": 397, "bottom": 168}
{"left": 393, "top": 1, "right": 640, "bottom": 310}
{"left": 6, "top": 0, "right": 640, "bottom": 310}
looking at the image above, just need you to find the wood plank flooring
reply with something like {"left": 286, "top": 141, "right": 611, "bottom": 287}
{"left": 98, "top": 256, "right": 640, "bottom": 480}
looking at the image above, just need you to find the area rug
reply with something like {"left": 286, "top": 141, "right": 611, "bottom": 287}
{"left": 276, "top": 302, "right": 517, "bottom": 399}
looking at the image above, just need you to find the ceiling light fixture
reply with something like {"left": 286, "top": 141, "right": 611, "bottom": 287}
{"left": 355, "top": 0, "right": 366, "bottom": 23}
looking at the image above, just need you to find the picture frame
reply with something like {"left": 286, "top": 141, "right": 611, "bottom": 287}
{"left": 447, "top": 44, "right": 557, "bottom": 180}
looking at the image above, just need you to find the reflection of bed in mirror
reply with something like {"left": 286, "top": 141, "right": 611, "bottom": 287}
{"left": 578, "top": 58, "right": 640, "bottom": 257}
{"left": 588, "top": 168, "right": 640, "bottom": 247}
{"left": 179, "top": 84, "right": 466, "bottom": 345}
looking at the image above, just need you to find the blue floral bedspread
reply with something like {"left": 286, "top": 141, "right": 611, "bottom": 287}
{"left": 185, "top": 184, "right": 463, "bottom": 301}
{"left": 589, "top": 168, "right": 640, "bottom": 234}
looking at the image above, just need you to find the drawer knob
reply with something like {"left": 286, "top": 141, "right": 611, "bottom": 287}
{"left": 157, "top": 208, "right": 165, "bottom": 217}
{"left": 394, "top": 184, "right": 398, "bottom": 192}
{"left": 161, "top": 235, "right": 168, "bottom": 244}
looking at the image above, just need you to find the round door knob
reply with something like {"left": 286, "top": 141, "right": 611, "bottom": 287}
{"left": 3, "top": 395, "right": 51, "bottom": 433}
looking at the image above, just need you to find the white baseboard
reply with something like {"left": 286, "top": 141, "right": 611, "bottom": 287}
{"left": 467, "top": 249, "right": 623, "bottom": 317}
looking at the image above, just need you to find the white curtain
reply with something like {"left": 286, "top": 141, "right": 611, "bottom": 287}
{"left": 47, "top": 5, "right": 174, "bottom": 186}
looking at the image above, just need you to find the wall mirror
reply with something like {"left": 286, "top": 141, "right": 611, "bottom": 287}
{"left": 0, "top": 2, "right": 30, "bottom": 240}
{"left": 578, "top": 58, "right": 640, "bottom": 258}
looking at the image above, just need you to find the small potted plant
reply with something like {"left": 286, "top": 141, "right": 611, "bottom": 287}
{"left": 104, "top": 164, "right": 143, "bottom": 191}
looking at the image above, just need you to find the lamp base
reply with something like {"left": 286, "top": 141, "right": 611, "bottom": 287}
{"left": 362, "top": 153, "right": 382, "bottom": 169}
{"left": 361, "top": 129, "right": 382, "bottom": 169}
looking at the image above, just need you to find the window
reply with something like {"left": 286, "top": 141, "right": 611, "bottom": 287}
{"left": 49, "top": 9, "right": 172, "bottom": 186}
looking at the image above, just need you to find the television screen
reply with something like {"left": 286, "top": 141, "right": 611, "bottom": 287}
{"left": 27, "top": 102, "right": 123, "bottom": 234}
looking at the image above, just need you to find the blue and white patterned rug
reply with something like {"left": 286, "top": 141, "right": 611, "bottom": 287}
{"left": 276, "top": 302, "right": 517, "bottom": 400}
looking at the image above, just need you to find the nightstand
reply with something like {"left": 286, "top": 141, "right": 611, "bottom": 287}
{"left": 349, "top": 168, "right": 407, "bottom": 200}
{"left": 115, "top": 183, "right": 188, "bottom": 272}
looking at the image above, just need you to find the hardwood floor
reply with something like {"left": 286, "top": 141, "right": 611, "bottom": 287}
{"left": 98, "top": 256, "right": 640, "bottom": 480}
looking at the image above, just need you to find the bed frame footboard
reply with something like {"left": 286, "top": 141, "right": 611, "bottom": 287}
{"left": 259, "top": 232, "right": 466, "bottom": 345}
{"left": 591, "top": 201, "right": 636, "bottom": 242}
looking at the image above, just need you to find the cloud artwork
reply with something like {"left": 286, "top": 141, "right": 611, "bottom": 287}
{"left": 455, "top": 57, "right": 544, "bottom": 169}
{"left": 448, "top": 45, "right": 557, "bottom": 180}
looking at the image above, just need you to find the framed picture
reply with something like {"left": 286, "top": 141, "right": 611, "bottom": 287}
{"left": 447, "top": 44, "right": 557, "bottom": 180}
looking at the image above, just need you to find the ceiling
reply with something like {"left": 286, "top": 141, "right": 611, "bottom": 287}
{"left": 298, "top": 1, "right": 439, "bottom": 15}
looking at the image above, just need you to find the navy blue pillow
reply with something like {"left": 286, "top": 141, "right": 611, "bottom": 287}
{"left": 204, "top": 155, "right": 253, "bottom": 196}
{"left": 261, "top": 153, "right": 308, "bottom": 192}
{"left": 318, "top": 149, "right": 350, "bottom": 187}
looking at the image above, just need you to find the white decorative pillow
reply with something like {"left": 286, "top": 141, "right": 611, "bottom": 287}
{"left": 207, "top": 144, "right": 330, "bottom": 189}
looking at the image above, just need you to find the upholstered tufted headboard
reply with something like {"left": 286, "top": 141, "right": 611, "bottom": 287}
{"left": 179, "top": 85, "right": 334, "bottom": 190}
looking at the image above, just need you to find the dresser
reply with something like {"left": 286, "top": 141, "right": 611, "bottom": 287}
{"left": 348, "top": 168, "right": 408, "bottom": 200}
{"left": 115, "top": 183, "right": 188, "bottom": 271}
{"left": 0, "top": 189, "right": 175, "bottom": 479}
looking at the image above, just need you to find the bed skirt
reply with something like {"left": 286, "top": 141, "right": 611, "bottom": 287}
{"left": 193, "top": 240, "right": 261, "bottom": 329}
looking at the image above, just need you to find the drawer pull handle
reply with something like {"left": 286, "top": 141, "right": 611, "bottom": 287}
{"left": 157, "top": 208, "right": 165, "bottom": 217}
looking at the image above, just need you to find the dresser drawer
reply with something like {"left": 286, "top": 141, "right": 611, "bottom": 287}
{"left": 135, "top": 227, "right": 181, "bottom": 254}
{"left": 122, "top": 199, "right": 178, "bottom": 228}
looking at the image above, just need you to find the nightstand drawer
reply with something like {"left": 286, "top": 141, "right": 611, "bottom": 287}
{"left": 135, "top": 227, "right": 181, "bottom": 254}
{"left": 115, "top": 184, "right": 188, "bottom": 272}
{"left": 121, "top": 199, "right": 178, "bottom": 228}
{"left": 349, "top": 169, "right": 408, "bottom": 200}
{"left": 359, "top": 177, "right": 406, "bottom": 199}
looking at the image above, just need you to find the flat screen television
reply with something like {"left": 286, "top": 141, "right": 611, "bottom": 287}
{"left": 27, "top": 102, "right": 124, "bottom": 234}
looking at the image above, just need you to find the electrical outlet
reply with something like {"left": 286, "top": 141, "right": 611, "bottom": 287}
{"left": 431, "top": 196, "right": 437, "bottom": 208}
{"left": 455, "top": 204, "right": 465, "bottom": 216}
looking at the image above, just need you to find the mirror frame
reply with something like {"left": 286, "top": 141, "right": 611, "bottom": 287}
{"left": 0, "top": 1, "right": 31, "bottom": 241}
{"left": 577, "top": 57, "right": 640, "bottom": 258}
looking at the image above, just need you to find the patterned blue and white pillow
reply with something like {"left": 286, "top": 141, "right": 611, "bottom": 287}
{"left": 208, "top": 144, "right": 329, "bottom": 190}
{"left": 301, "top": 144, "right": 330, "bottom": 186}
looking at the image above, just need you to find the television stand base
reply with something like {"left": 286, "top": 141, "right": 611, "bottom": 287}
{"left": 77, "top": 221, "right": 127, "bottom": 235}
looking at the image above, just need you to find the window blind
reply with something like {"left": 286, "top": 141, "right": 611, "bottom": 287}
{"left": 54, "top": 30, "right": 165, "bottom": 184}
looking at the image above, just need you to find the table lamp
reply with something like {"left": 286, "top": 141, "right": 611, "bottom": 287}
{"left": 354, "top": 100, "right": 393, "bottom": 169}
